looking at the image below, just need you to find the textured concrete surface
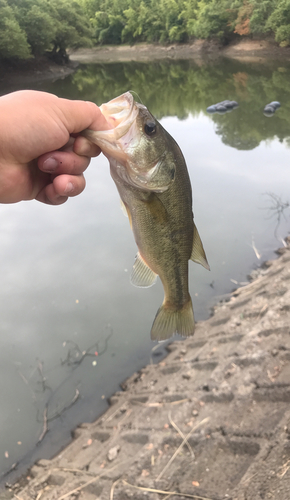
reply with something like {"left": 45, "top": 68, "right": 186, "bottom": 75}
{"left": 3, "top": 238, "right": 290, "bottom": 500}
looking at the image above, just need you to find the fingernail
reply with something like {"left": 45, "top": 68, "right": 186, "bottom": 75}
{"left": 64, "top": 182, "right": 74, "bottom": 194}
{"left": 42, "top": 157, "right": 58, "bottom": 172}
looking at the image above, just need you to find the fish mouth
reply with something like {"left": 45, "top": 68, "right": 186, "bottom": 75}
{"left": 84, "top": 92, "right": 139, "bottom": 161}
{"left": 84, "top": 92, "right": 170, "bottom": 193}
{"left": 100, "top": 92, "right": 136, "bottom": 132}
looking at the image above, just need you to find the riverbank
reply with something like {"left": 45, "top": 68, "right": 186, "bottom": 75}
{"left": 4, "top": 236, "right": 290, "bottom": 500}
{"left": 69, "top": 39, "right": 290, "bottom": 64}
{"left": 0, "top": 58, "right": 78, "bottom": 95}
{"left": 2, "top": 38, "right": 290, "bottom": 95}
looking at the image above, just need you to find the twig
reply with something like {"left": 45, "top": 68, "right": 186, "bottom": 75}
{"left": 58, "top": 475, "right": 101, "bottom": 500}
{"left": 240, "top": 472, "right": 258, "bottom": 485}
{"left": 36, "top": 490, "right": 44, "bottom": 500}
{"left": 17, "top": 370, "right": 36, "bottom": 400}
{"left": 277, "top": 459, "right": 290, "bottom": 478}
{"left": 262, "top": 192, "right": 290, "bottom": 238}
{"left": 1, "top": 461, "right": 18, "bottom": 478}
{"left": 37, "top": 407, "right": 48, "bottom": 444}
{"left": 61, "top": 329, "right": 113, "bottom": 367}
{"left": 18, "top": 370, "right": 29, "bottom": 385}
{"left": 251, "top": 235, "right": 261, "bottom": 259}
{"left": 47, "top": 388, "right": 80, "bottom": 422}
{"left": 232, "top": 275, "right": 265, "bottom": 296}
{"left": 54, "top": 467, "right": 94, "bottom": 475}
{"left": 135, "top": 398, "right": 189, "bottom": 408}
{"left": 168, "top": 411, "right": 194, "bottom": 458}
{"left": 170, "top": 398, "right": 189, "bottom": 405}
{"left": 37, "top": 360, "right": 50, "bottom": 393}
{"left": 58, "top": 460, "right": 130, "bottom": 500}
{"left": 156, "top": 417, "right": 209, "bottom": 481}
{"left": 122, "top": 480, "right": 213, "bottom": 500}
{"left": 110, "top": 479, "right": 120, "bottom": 500}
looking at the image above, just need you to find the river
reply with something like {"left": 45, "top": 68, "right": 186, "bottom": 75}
{"left": 1, "top": 56, "right": 290, "bottom": 483}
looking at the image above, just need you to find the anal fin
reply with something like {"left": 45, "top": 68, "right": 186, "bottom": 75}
{"left": 131, "top": 252, "right": 157, "bottom": 288}
{"left": 190, "top": 222, "right": 210, "bottom": 271}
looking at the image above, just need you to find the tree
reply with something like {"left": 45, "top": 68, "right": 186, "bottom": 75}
{"left": 0, "top": 0, "right": 31, "bottom": 59}
{"left": 48, "top": 0, "right": 93, "bottom": 62}
{"left": 5, "top": 0, "right": 93, "bottom": 62}
{"left": 249, "top": 0, "right": 276, "bottom": 35}
{"left": 233, "top": 0, "right": 253, "bottom": 36}
{"left": 181, "top": 0, "right": 199, "bottom": 40}
{"left": 11, "top": 0, "right": 56, "bottom": 56}
{"left": 266, "top": 0, "right": 290, "bottom": 46}
{"left": 89, "top": 0, "right": 127, "bottom": 44}
{"left": 193, "top": 0, "right": 233, "bottom": 41}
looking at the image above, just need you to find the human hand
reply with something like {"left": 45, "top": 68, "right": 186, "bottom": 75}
{"left": 0, "top": 90, "right": 110, "bottom": 204}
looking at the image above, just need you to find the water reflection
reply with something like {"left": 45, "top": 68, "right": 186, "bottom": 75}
{"left": 262, "top": 192, "right": 290, "bottom": 239}
{"left": 1, "top": 57, "right": 290, "bottom": 485}
{"left": 43, "top": 58, "right": 290, "bottom": 150}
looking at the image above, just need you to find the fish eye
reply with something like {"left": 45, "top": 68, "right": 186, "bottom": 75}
{"left": 144, "top": 121, "right": 156, "bottom": 136}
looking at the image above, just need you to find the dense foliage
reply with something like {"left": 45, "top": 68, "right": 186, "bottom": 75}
{"left": 1, "top": 0, "right": 290, "bottom": 61}
{"left": 0, "top": 0, "right": 93, "bottom": 61}
{"left": 82, "top": 0, "right": 290, "bottom": 46}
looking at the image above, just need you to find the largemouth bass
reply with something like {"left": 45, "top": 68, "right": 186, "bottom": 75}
{"left": 84, "top": 92, "right": 209, "bottom": 341}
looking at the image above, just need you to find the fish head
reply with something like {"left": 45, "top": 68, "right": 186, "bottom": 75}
{"left": 84, "top": 92, "right": 176, "bottom": 192}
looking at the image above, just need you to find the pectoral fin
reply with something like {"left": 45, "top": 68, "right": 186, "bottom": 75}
{"left": 120, "top": 199, "right": 128, "bottom": 217}
{"left": 190, "top": 223, "right": 210, "bottom": 271}
{"left": 120, "top": 199, "right": 133, "bottom": 229}
{"left": 131, "top": 252, "right": 158, "bottom": 288}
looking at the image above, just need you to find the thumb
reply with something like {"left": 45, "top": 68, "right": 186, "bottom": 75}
{"left": 56, "top": 97, "right": 111, "bottom": 134}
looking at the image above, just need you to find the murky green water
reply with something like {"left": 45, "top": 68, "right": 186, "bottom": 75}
{"left": 1, "top": 57, "right": 290, "bottom": 483}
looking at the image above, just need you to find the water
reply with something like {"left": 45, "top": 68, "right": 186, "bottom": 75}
{"left": 1, "top": 57, "right": 290, "bottom": 483}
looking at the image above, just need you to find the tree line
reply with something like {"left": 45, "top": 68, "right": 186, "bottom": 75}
{"left": 1, "top": 0, "right": 290, "bottom": 61}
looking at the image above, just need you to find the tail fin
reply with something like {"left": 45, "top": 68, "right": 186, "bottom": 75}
{"left": 150, "top": 299, "right": 195, "bottom": 341}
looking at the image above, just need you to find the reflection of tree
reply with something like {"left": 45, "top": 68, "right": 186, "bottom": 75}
{"left": 48, "top": 58, "right": 290, "bottom": 150}
{"left": 263, "top": 192, "right": 290, "bottom": 239}
{"left": 216, "top": 126, "right": 260, "bottom": 150}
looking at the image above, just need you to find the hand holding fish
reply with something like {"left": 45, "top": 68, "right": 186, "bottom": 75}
{"left": 0, "top": 90, "right": 109, "bottom": 204}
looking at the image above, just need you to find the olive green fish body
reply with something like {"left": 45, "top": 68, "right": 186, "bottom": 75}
{"left": 110, "top": 133, "right": 195, "bottom": 339}
{"left": 84, "top": 92, "right": 209, "bottom": 340}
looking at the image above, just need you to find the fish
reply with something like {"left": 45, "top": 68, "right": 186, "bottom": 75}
{"left": 84, "top": 92, "right": 209, "bottom": 341}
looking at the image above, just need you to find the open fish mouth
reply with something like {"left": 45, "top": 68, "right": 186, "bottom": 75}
{"left": 83, "top": 92, "right": 140, "bottom": 161}
{"left": 100, "top": 92, "right": 136, "bottom": 132}
{"left": 83, "top": 91, "right": 174, "bottom": 193}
